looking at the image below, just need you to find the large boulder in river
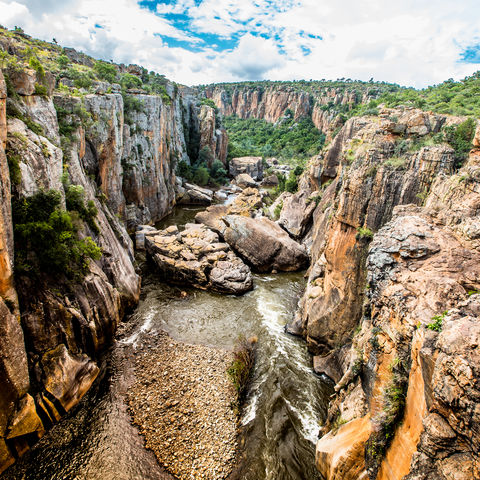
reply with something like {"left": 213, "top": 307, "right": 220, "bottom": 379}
{"left": 145, "top": 224, "right": 252, "bottom": 295}
{"left": 222, "top": 215, "right": 309, "bottom": 272}
{"left": 194, "top": 188, "right": 263, "bottom": 233}
{"left": 235, "top": 173, "right": 256, "bottom": 188}
{"left": 177, "top": 183, "right": 213, "bottom": 205}
{"left": 229, "top": 156, "right": 263, "bottom": 181}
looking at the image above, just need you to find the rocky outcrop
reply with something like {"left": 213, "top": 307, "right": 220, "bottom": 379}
{"left": 198, "top": 104, "right": 228, "bottom": 166}
{"left": 0, "top": 70, "right": 16, "bottom": 305}
{"left": 177, "top": 182, "right": 213, "bottom": 205}
{"left": 0, "top": 39, "right": 230, "bottom": 469}
{"left": 221, "top": 215, "right": 309, "bottom": 272}
{"left": 278, "top": 188, "right": 319, "bottom": 239}
{"left": 234, "top": 173, "right": 256, "bottom": 188}
{"left": 194, "top": 187, "right": 264, "bottom": 232}
{"left": 205, "top": 85, "right": 312, "bottom": 123}
{"left": 229, "top": 156, "right": 263, "bottom": 180}
{"left": 204, "top": 84, "right": 380, "bottom": 135}
{"left": 292, "top": 107, "right": 460, "bottom": 355}
{"left": 145, "top": 223, "right": 253, "bottom": 294}
{"left": 313, "top": 145, "right": 480, "bottom": 478}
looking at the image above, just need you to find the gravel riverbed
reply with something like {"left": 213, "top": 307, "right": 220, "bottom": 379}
{"left": 127, "top": 331, "right": 238, "bottom": 480}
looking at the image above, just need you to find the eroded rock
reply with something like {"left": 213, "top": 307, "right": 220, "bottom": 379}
{"left": 222, "top": 215, "right": 309, "bottom": 272}
{"left": 145, "top": 223, "right": 253, "bottom": 294}
{"left": 229, "top": 156, "right": 263, "bottom": 181}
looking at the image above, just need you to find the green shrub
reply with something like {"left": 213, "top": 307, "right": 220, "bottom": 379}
{"left": 273, "top": 200, "right": 283, "bottom": 220}
{"left": 176, "top": 160, "right": 193, "bottom": 181}
{"left": 94, "top": 61, "right": 117, "bottom": 83}
{"left": 198, "top": 146, "right": 213, "bottom": 165}
{"left": 13, "top": 189, "right": 101, "bottom": 278}
{"left": 199, "top": 97, "right": 218, "bottom": 113}
{"left": 28, "top": 56, "right": 45, "bottom": 80}
{"left": 285, "top": 170, "right": 298, "bottom": 193}
{"left": 34, "top": 82, "right": 48, "bottom": 96}
{"left": 384, "top": 156, "right": 407, "bottom": 170}
{"left": 208, "top": 160, "right": 228, "bottom": 185}
{"left": 57, "top": 55, "right": 69, "bottom": 69}
{"left": 6, "top": 150, "right": 21, "bottom": 185}
{"left": 192, "top": 165, "right": 209, "bottom": 186}
{"left": 226, "top": 335, "right": 256, "bottom": 407}
{"left": 356, "top": 226, "right": 374, "bottom": 240}
{"left": 65, "top": 184, "right": 100, "bottom": 234}
{"left": 444, "top": 118, "right": 476, "bottom": 168}
{"left": 426, "top": 311, "right": 447, "bottom": 332}
{"left": 120, "top": 73, "right": 142, "bottom": 90}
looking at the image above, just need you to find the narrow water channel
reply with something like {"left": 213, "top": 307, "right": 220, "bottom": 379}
{"left": 2, "top": 205, "right": 332, "bottom": 480}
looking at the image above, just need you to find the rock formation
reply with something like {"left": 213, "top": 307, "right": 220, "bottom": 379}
{"left": 0, "top": 30, "right": 229, "bottom": 472}
{"left": 229, "top": 156, "right": 263, "bottom": 180}
{"left": 286, "top": 106, "right": 480, "bottom": 479}
{"left": 204, "top": 83, "right": 382, "bottom": 137}
{"left": 145, "top": 224, "right": 253, "bottom": 295}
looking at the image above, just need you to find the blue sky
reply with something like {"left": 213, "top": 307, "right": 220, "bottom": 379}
{"left": 1, "top": 0, "right": 480, "bottom": 87}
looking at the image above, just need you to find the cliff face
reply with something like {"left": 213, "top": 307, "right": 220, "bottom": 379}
{"left": 0, "top": 53, "right": 221, "bottom": 470}
{"left": 204, "top": 84, "right": 377, "bottom": 135}
{"left": 289, "top": 106, "right": 480, "bottom": 479}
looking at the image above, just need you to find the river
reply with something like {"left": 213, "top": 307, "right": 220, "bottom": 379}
{"left": 2, "top": 205, "right": 332, "bottom": 480}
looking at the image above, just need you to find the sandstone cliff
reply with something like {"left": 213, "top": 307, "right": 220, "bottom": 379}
{"left": 203, "top": 82, "right": 383, "bottom": 136}
{"left": 0, "top": 33, "right": 226, "bottom": 471}
{"left": 286, "top": 106, "right": 480, "bottom": 479}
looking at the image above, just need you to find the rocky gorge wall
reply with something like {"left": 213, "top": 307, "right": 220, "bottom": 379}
{"left": 0, "top": 62, "right": 225, "bottom": 472}
{"left": 280, "top": 106, "right": 480, "bottom": 479}
{"left": 204, "top": 83, "right": 377, "bottom": 136}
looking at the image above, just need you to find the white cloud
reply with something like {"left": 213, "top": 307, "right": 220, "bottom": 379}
{"left": 0, "top": 0, "right": 479, "bottom": 87}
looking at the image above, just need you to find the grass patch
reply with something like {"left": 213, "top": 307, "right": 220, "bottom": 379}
{"left": 227, "top": 335, "right": 256, "bottom": 411}
{"left": 426, "top": 311, "right": 447, "bottom": 332}
{"left": 356, "top": 226, "right": 374, "bottom": 240}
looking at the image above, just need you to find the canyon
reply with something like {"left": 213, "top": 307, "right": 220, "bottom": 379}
{"left": 1, "top": 27, "right": 480, "bottom": 480}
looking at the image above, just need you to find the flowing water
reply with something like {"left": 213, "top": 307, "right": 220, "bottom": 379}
{"left": 2, "top": 205, "right": 332, "bottom": 480}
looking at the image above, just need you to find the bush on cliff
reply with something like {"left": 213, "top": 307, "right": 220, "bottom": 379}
{"left": 444, "top": 118, "right": 476, "bottom": 168}
{"left": 13, "top": 189, "right": 102, "bottom": 278}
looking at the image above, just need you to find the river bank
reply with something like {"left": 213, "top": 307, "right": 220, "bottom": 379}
{"left": 127, "top": 330, "right": 238, "bottom": 480}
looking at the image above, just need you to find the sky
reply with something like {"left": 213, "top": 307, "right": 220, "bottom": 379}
{"left": 1, "top": 0, "right": 480, "bottom": 88}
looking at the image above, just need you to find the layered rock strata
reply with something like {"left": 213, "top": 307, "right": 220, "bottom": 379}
{"left": 290, "top": 107, "right": 461, "bottom": 355}
{"left": 204, "top": 84, "right": 379, "bottom": 136}
{"left": 294, "top": 108, "right": 480, "bottom": 479}
{"left": 145, "top": 223, "right": 253, "bottom": 295}
{"left": 0, "top": 45, "right": 228, "bottom": 470}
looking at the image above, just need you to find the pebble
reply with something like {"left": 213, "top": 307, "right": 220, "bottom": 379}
{"left": 127, "top": 331, "right": 238, "bottom": 480}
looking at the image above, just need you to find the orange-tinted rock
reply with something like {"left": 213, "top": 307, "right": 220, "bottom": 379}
{"left": 316, "top": 416, "right": 371, "bottom": 480}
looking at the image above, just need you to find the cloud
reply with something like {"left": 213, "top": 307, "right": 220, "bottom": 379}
{"left": 0, "top": 0, "right": 479, "bottom": 87}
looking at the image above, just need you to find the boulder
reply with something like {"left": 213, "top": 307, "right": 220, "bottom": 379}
{"left": 229, "top": 156, "right": 263, "bottom": 181}
{"left": 145, "top": 223, "right": 252, "bottom": 295}
{"left": 195, "top": 205, "right": 228, "bottom": 235}
{"left": 235, "top": 173, "right": 256, "bottom": 188}
{"left": 178, "top": 183, "right": 214, "bottom": 205}
{"left": 135, "top": 225, "right": 158, "bottom": 250}
{"left": 194, "top": 188, "right": 263, "bottom": 232}
{"left": 278, "top": 189, "right": 319, "bottom": 239}
{"left": 221, "top": 215, "right": 309, "bottom": 272}
{"left": 41, "top": 344, "right": 100, "bottom": 412}
{"left": 261, "top": 174, "right": 279, "bottom": 187}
